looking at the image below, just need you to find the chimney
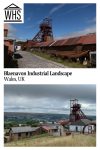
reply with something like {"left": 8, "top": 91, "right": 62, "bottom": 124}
{"left": 4, "top": 29, "right": 8, "bottom": 37}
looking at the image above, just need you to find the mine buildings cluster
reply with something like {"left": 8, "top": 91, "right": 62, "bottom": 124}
{"left": 4, "top": 99, "right": 96, "bottom": 142}
{"left": 4, "top": 18, "right": 96, "bottom": 68}
{"left": 24, "top": 18, "right": 96, "bottom": 67}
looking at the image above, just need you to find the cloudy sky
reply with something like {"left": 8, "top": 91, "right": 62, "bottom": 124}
{"left": 5, "top": 3, "right": 96, "bottom": 40}
{"left": 4, "top": 84, "right": 96, "bottom": 116}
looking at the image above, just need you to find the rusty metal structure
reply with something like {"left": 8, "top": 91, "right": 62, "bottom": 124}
{"left": 69, "top": 99, "right": 87, "bottom": 122}
{"left": 32, "top": 18, "right": 53, "bottom": 42}
{"left": 24, "top": 17, "right": 96, "bottom": 67}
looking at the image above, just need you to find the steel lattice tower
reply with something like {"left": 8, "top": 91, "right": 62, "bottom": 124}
{"left": 69, "top": 99, "right": 87, "bottom": 122}
{"left": 32, "top": 18, "right": 53, "bottom": 42}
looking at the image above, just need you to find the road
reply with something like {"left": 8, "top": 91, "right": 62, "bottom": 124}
{"left": 15, "top": 50, "right": 66, "bottom": 68}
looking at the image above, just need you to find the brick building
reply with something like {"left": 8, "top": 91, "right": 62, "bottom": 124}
{"left": 4, "top": 24, "right": 15, "bottom": 67}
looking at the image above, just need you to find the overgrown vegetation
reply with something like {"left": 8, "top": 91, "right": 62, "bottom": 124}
{"left": 5, "top": 133, "right": 96, "bottom": 147}
{"left": 4, "top": 120, "right": 40, "bottom": 129}
{"left": 31, "top": 50, "right": 87, "bottom": 68}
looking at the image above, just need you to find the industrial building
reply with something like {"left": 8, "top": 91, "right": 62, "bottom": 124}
{"left": 23, "top": 18, "right": 96, "bottom": 67}
{"left": 4, "top": 99, "right": 96, "bottom": 143}
{"left": 60, "top": 99, "right": 96, "bottom": 134}
{"left": 4, "top": 24, "right": 15, "bottom": 67}
{"left": 6, "top": 126, "right": 41, "bottom": 141}
{"left": 69, "top": 119, "right": 96, "bottom": 134}
{"left": 41, "top": 123, "right": 66, "bottom": 136}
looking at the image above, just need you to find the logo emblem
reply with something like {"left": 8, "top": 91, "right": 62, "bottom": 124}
{"left": 4, "top": 3, "right": 22, "bottom": 23}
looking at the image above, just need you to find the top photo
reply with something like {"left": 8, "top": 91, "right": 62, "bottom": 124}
{"left": 4, "top": 3, "right": 96, "bottom": 68}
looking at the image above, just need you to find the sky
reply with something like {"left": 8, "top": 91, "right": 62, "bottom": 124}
{"left": 6, "top": 3, "right": 96, "bottom": 41}
{"left": 4, "top": 84, "right": 96, "bottom": 116}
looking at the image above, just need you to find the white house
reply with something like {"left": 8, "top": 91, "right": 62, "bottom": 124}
{"left": 16, "top": 45, "right": 21, "bottom": 51}
{"left": 69, "top": 119, "right": 96, "bottom": 134}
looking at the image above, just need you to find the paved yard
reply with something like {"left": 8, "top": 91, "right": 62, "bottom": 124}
{"left": 15, "top": 50, "right": 66, "bottom": 68}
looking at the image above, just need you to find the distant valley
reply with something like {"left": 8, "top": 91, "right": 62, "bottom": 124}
{"left": 4, "top": 112, "right": 96, "bottom": 123}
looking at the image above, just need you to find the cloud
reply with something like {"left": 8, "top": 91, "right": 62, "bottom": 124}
{"left": 49, "top": 4, "right": 65, "bottom": 16}
{"left": 54, "top": 4, "right": 93, "bottom": 19}
{"left": 56, "top": 25, "right": 96, "bottom": 39}
{"left": 61, "top": 4, "right": 91, "bottom": 16}
{"left": 25, "top": 18, "right": 43, "bottom": 30}
{"left": 4, "top": 84, "right": 96, "bottom": 115}
{"left": 4, "top": 84, "right": 96, "bottom": 101}
{"left": 68, "top": 25, "right": 96, "bottom": 37}
{"left": 87, "top": 17, "right": 96, "bottom": 24}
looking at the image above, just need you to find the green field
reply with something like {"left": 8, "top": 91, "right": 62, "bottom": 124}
{"left": 5, "top": 133, "right": 96, "bottom": 147}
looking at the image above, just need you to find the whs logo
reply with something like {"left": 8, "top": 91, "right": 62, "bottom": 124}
{"left": 4, "top": 3, "right": 23, "bottom": 23}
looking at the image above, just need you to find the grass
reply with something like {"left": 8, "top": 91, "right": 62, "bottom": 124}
{"left": 31, "top": 50, "right": 87, "bottom": 68}
{"left": 5, "top": 133, "right": 96, "bottom": 147}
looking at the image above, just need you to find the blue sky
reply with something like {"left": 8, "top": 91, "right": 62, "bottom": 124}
{"left": 8, "top": 3, "right": 96, "bottom": 41}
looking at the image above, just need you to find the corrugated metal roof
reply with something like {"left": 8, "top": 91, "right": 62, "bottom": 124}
{"left": 78, "top": 33, "right": 96, "bottom": 44}
{"left": 42, "top": 126, "right": 51, "bottom": 131}
{"left": 27, "top": 33, "right": 96, "bottom": 48}
{"left": 58, "top": 120, "right": 70, "bottom": 125}
{"left": 49, "top": 41, "right": 57, "bottom": 46}
{"left": 63, "top": 37, "right": 80, "bottom": 45}
{"left": 27, "top": 40, "right": 37, "bottom": 47}
{"left": 51, "top": 33, "right": 96, "bottom": 46}
{"left": 52, "top": 39, "right": 67, "bottom": 46}
{"left": 91, "top": 120, "right": 96, "bottom": 125}
{"left": 42, "top": 124, "right": 60, "bottom": 131}
{"left": 39, "top": 41, "right": 54, "bottom": 47}
{"left": 71, "top": 119, "right": 92, "bottom": 126}
{"left": 10, "top": 126, "right": 40, "bottom": 133}
{"left": 33, "top": 42, "right": 41, "bottom": 47}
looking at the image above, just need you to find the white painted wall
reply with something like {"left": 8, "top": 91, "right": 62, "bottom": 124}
{"left": 69, "top": 125, "right": 95, "bottom": 133}
{"left": 16, "top": 46, "right": 21, "bottom": 51}
{"left": 50, "top": 125, "right": 66, "bottom": 136}
{"left": 84, "top": 125, "right": 95, "bottom": 133}
{"left": 70, "top": 125, "right": 84, "bottom": 132}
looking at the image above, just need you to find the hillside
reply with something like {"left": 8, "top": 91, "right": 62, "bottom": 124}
{"left": 5, "top": 133, "right": 96, "bottom": 147}
{"left": 4, "top": 112, "right": 96, "bottom": 122}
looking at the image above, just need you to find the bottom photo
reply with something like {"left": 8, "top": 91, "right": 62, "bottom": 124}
{"left": 4, "top": 84, "right": 96, "bottom": 147}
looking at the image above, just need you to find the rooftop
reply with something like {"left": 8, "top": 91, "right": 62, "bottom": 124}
{"left": 29, "top": 33, "right": 96, "bottom": 48}
{"left": 53, "top": 33, "right": 96, "bottom": 46}
{"left": 41, "top": 124, "right": 61, "bottom": 131}
{"left": 71, "top": 119, "right": 92, "bottom": 126}
{"left": 10, "top": 126, "right": 40, "bottom": 133}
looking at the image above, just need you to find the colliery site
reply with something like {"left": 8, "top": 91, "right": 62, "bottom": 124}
{"left": 4, "top": 17, "right": 96, "bottom": 68}
{"left": 4, "top": 99, "right": 96, "bottom": 146}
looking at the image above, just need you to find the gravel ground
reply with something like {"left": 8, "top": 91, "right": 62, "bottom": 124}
{"left": 15, "top": 50, "right": 66, "bottom": 68}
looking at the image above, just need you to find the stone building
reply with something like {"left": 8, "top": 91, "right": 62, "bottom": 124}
{"left": 9, "top": 126, "right": 41, "bottom": 141}
{"left": 41, "top": 124, "right": 66, "bottom": 136}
